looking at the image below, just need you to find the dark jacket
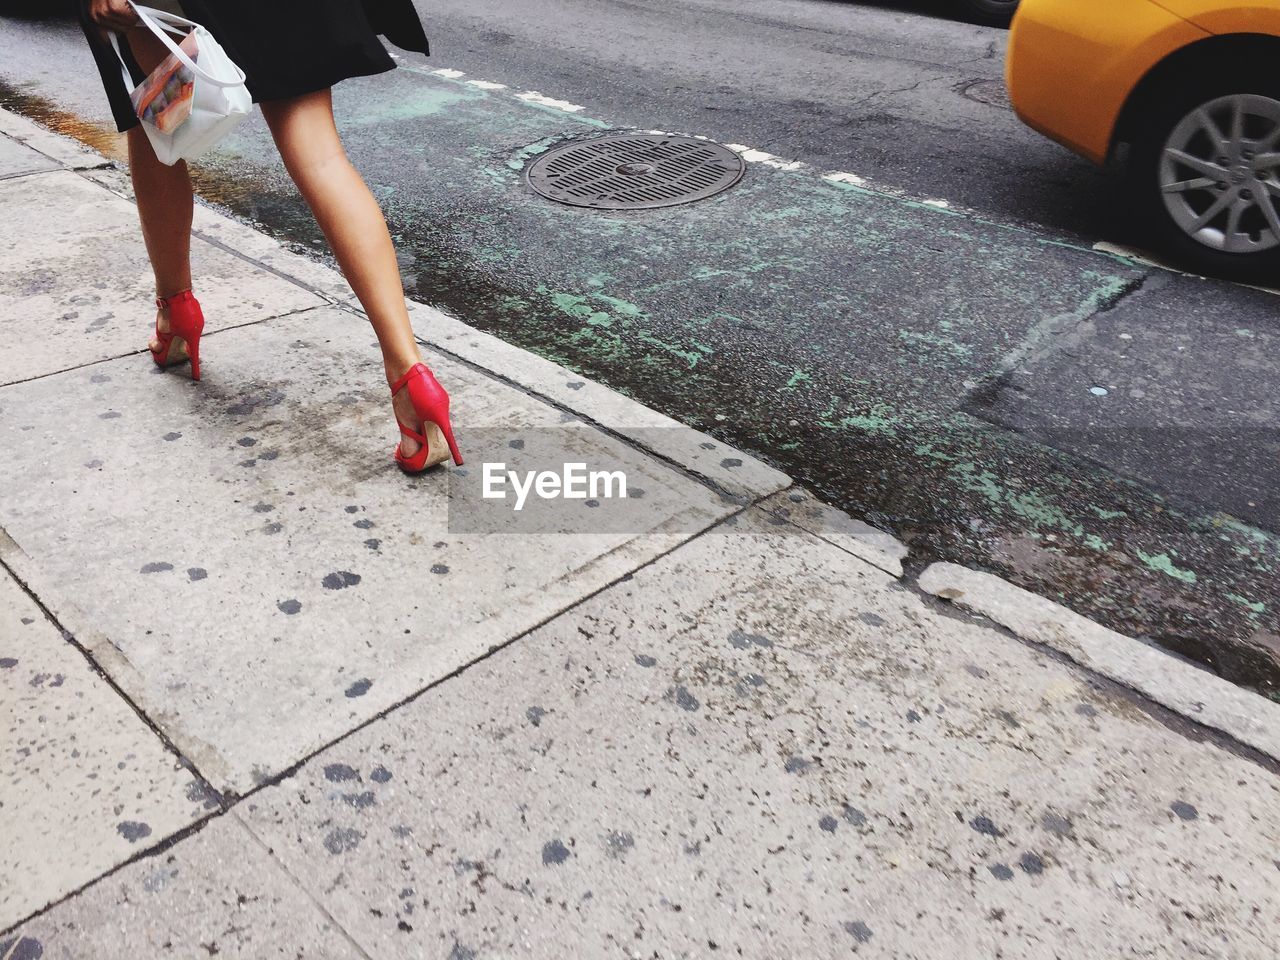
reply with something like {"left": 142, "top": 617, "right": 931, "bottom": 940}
{"left": 81, "top": 0, "right": 430, "bottom": 133}
{"left": 363, "top": 0, "right": 431, "bottom": 55}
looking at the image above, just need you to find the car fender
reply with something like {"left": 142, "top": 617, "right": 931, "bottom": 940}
{"left": 1148, "top": 2, "right": 1280, "bottom": 35}
{"left": 1007, "top": 0, "right": 1211, "bottom": 164}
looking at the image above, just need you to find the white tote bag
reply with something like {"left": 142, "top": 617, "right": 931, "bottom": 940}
{"left": 108, "top": 3, "right": 252, "bottom": 166}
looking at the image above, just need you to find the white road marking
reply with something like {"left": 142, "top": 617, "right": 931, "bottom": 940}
{"left": 724, "top": 144, "right": 805, "bottom": 171}
{"left": 921, "top": 198, "right": 951, "bottom": 209}
{"left": 517, "top": 91, "right": 586, "bottom": 113}
{"left": 467, "top": 80, "right": 508, "bottom": 90}
{"left": 823, "top": 171, "right": 869, "bottom": 187}
{"left": 432, "top": 68, "right": 466, "bottom": 79}
{"left": 645, "top": 130, "right": 714, "bottom": 141}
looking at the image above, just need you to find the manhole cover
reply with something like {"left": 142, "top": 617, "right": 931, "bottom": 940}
{"left": 959, "top": 78, "right": 1012, "bottom": 110}
{"left": 525, "top": 133, "right": 746, "bottom": 210}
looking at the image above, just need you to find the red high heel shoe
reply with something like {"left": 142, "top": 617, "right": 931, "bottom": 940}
{"left": 391, "top": 362, "right": 464, "bottom": 473}
{"left": 151, "top": 289, "right": 205, "bottom": 380}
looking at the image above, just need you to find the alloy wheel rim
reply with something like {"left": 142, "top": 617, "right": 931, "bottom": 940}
{"left": 1159, "top": 93, "right": 1280, "bottom": 255}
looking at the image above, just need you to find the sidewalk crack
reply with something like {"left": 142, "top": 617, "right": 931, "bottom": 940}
{"left": 234, "top": 811, "right": 376, "bottom": 960}
{"left": 0, "top": 537, "right": 225, "bottom": 808}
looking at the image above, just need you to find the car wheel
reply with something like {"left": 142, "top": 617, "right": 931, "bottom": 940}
{"left": 958, "top": 0, "right": 1020, "bottom": 28}
{"left": 1131, "top": 77, "right": 1280, "bottom": 282}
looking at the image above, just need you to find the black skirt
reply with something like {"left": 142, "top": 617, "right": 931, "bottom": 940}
{"left": 80, "top": 0, "right": 430, "bottom": 133}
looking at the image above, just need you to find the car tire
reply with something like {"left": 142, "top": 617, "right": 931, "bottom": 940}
{"left": 1128, "top": 67, "right": 1280, "bottom": 283}
{"left": 957, "top": 0, "right": 1020, "bottom": 28}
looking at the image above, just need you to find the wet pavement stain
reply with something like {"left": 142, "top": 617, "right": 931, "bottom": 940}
{"left": 668, "top": 685, "right": 700, "bottom": 712}
{"left": 603, "top": 830, "right": 635, "bottom": 859}
{"left": 842, "top": 804, "right": 867, "bottom": 827}
{"left": 1171, "top": 800, "right": 1199, "bottom": 821}
{"left": 1041, "top": 811, "right": 1073, "bottom": 837}
{"left": 541, "top": 838, "right": 571, "bottom": 865}
{"left": 843, "top": 921, "right": 874, "bottom": 944}
{"left": 0, "top": 82, "right": 125, "bottom": 162}
{"left": 323, "top": 763, "right": 360, "bottom": 783}
{"left": 0, "top": 936, "right": 44, "bottom": 960}
{"left": 115, "top": 820, "right": 152, "bottom": 843}
{"left": 342, "top": 790, "right": 378, "bottom": 810}
{"left": 322, "top": 571, "right": 362, "bottom": 590}
{"left": 1018, "top": 852, "right": 1047, "bottom": 875}
{"left": 323, "top": 826, "right": 365, "bottom": 854}
{"left": 344, "top": 678, "right": 373, "bottom": 698}
{"left": 969, "top": 815, "right": 1004, "bottom": 838}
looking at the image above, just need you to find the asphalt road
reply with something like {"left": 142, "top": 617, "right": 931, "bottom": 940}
{"left": 1, "top": 1, "right": 1277, "bottom": 695}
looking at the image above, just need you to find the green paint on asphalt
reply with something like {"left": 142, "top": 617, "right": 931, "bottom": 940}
{"left": 1211, "top": 513, "right": 1274, "bottom": 549}
{"left": 898, "top": 329, "right": 972, "bottom": 358}
{"left": 957, "top": 465, "right": 1085, "bottom": 536}
{"left": 523, "top": 103, "right": 611, "bottom": 128}
{"left": 542, "top": 287, "right": 646, "bottom": 325}
{"left": 1136, "top": 550, "right": 1198, "bottom": 584}
{"left": 784, "top": 368, "right": 812, "bottom": 391}
{"left": 506, "top": 135, "right": 563, "bottom": 172}
{"left": 536, "top": 284, "right": 711, "bottom": 368}
{"left": 688, "top": 263, "right": 775, "bottom": 282}
{"left": 592, "top": 293, "right": 645, "bottom": 317}
{"left": 350, "top": 84, "right": 481, "bottom": 123}
{"left": 636, "top": 332, "right": 711, "bottom": 368}
{"left": 1226, "top": 593, "right": 1266, "bottom": 614}
{"left": 815, "top": 401, "right": 904, "bottom": 436}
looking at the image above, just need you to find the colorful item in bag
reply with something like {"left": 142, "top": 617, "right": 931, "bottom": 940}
{"left": 129, "top": 31, "right": 199, "bottom": 135}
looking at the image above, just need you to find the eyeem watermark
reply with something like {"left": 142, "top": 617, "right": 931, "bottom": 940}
{"left": 482, "top": 462, "right": 628, "bottom": 511}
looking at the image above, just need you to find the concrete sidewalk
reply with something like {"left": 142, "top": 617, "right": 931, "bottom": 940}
{"left": 1, "top": 108, "right": 1279, "bottom": 959}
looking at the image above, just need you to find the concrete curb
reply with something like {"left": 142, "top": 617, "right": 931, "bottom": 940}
{"left": 918, "top": 561, "right": 1280, "bottom": 763}
{"left": 0, "top": 108, "right": 113, "bottom": 172}
{"left": 758, "top": 486, "right": 908, "bottom": 578}
{"left": 0, "top": 529, "right": 237, "bottom": 789}
{"left": 401, "top": 300, "right": 789, "bottom": 500}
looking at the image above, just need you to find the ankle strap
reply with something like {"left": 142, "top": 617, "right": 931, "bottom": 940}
{"left": 397, "top": 422, "right": 427, "bottom": 444}
{"left": 156, "top": 289, "right": 195, "bottom": 310}
{"left": 390, "top": 361, "right": 430, "bottom": 396}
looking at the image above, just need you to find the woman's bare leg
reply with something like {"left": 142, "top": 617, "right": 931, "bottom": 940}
{"left": 259, "top": 90, "right": 426, "bottom": 454}
{"left": 123, "top": 27, "right": 195, "bottom": 355}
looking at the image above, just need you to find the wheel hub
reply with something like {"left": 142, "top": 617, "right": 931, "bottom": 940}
{"left": 1158, "top": 93, "right": 1280, "bottom": 255}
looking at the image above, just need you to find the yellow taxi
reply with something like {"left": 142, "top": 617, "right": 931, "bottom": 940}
{"left": 1007, "top": 0, "right": 1280, "bottom": 279}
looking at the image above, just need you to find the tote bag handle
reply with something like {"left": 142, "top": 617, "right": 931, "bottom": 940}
{"left": 107, "top": 2, "right": 247, "bottom": 91}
